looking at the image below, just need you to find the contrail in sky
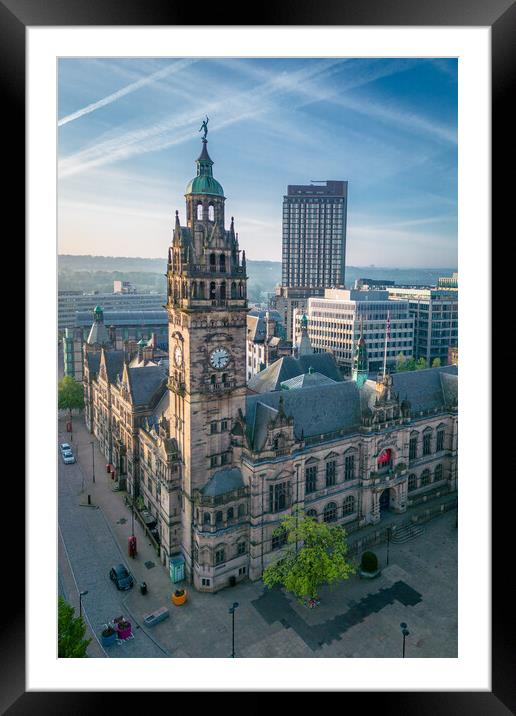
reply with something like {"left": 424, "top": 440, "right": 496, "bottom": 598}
{"left": 58, "top": 59, "right": 195, "bottom": 127}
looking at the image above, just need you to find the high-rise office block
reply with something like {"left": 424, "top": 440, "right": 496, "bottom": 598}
{"left": 282, "top": 180, "right": 348, "bottom": 289}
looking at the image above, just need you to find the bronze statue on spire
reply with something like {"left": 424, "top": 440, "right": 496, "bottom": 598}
{"left": 199, "top": 116, "right": 209, "bottom": 140}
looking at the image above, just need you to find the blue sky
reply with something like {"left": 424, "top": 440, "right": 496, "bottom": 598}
{"left": 58, "top": 57, "right": 457, "bottom": 267}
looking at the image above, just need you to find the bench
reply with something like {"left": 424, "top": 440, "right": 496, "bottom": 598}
{"left": 142, "top": 606, "right": 170, "bottom": 627}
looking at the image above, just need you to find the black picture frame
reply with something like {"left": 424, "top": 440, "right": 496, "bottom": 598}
{"left": 4, "top": 0, "right": 510, "bottom": 711}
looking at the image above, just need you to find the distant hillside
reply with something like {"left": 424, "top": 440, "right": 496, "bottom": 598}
{"left": 58, "top": 255, "right": 282, "bottom": 303}
{"left": 58, "top": 255, "right": 456, "bottom": 302}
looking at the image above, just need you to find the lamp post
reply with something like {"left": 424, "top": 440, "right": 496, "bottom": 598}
{"left": 400, "top": 622, "right": 410, "bottom": 658}
{"left": 229, "top": 602, "right": 239, "bottom": 657}
{"left": 90, "top": 441, "right": 95, "bottom": 483}
{"left": 79, "top": 590, "right": 88, "bottom": 619}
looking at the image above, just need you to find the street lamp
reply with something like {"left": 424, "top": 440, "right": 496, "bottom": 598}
{"left": 229, "top": 602, "right": 239, "bottom": 658}
{"left": 400, "top": 622, "right": 410, "bottom": 658}
{"left": 90, "top": 441, "right": 95, "bottom": 483}
{"left": 79, "top": 590, "right": 88, "bottom": 619}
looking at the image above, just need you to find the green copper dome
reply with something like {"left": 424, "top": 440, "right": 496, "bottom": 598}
{"left": 185, "top": 138, "right": 224, "bottom": 197}
{"left": 185, "top": 175, "right": 224, "bottom": 197}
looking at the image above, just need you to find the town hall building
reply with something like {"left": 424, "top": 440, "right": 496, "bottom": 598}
{"left": 84, "top": 132, "right": 458, "bottom": 593}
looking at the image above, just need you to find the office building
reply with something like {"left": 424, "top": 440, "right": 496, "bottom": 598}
{"left": 298, "top": 288, "right": 414, "bottom": 376}
{"left": 387, "top": 287, "right": 458, "bottom": 365}
{"left": 282, "top": 180, "right": 348, "bottom": 288}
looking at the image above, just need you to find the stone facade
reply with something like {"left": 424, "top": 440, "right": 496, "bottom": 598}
{"left": 84, "top": 135, "right": 458, "bottom": 595}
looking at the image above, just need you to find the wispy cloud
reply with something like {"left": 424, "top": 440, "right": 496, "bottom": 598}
{"left": 58, "top": 59, "right": 344, "bottom": 178}
{"left": 58, "top": 59, "right": 195, "bottom": 127}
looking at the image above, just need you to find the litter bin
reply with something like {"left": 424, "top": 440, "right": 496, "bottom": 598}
{"left": 229, "top": 575, "right": 236, "bottom": 587}
{"left": 140, "top": 582, "right": 147, "bottom": 595}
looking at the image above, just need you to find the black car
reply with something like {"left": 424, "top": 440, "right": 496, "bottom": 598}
{"left": 109, "top": 563, "right": 134, "bottom": 591}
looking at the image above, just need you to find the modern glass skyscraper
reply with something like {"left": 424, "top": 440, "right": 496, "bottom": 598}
{"left": 281, "top": 180, "right": 348, "bottom": 289}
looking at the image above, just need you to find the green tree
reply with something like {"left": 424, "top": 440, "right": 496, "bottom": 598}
{"left": 58, "top": 596, "right": 91, "bottom": 658}
{"left": 395, "top": 352, "right": 407, "bottom": 372}
{"left": 416, "top": 357, "right": 428, "bottom": 370}
{"left": 58, "top": 376, "right": 84, "bottom": 422}
{"left": 404, "top": 358, "right": 417, "bottom": 371}
{"left": 263, "top": 508, "right": 356, "bottom": 603}
{"left": 431, "top": 357, "right": 441, "bottom": 367}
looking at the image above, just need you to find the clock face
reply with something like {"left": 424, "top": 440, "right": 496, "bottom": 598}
{"left": 174, "top": 345, "right": 183, "bottom": 367}
{"left": 209, "top": 347, "right": 230, "bottom": 369}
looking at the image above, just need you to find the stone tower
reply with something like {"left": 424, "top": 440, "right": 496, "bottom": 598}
{"left": 166, "top": 133, "right": 248, "bottom": 590}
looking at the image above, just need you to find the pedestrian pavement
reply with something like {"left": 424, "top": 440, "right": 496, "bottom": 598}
{"left": 59, "top": 414, "right": 458, "bottom": 659}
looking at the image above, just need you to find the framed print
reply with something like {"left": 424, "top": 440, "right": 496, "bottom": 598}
{"left": 3, "top": 0, "right": 512, "bottom": 711}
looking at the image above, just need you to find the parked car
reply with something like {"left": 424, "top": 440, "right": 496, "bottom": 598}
{"left": 61, "top": 452, "right": 76, "bottom": 465}
{"left": 60, "top": 443, "right": 71, "bottom": 453}
{"left": 109, "top": 564, "right": 134, "bottom": 591}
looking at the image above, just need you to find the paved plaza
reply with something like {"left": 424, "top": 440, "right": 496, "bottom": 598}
{"left": 58, "top": 415, "right": 457, "bottom": 659}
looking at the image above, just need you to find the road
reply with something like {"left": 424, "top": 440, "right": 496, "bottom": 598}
{"left": 58, "top": 432, "right": 168, "bottom": 658}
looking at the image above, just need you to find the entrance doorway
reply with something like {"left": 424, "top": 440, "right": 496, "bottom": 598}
{"left": 379, "top": 489, "right": 391, "bottom": 513}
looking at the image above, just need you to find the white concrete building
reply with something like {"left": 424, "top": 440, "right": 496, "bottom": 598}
{"left": 298, "top": 288, "right": 414, "bottom": 376}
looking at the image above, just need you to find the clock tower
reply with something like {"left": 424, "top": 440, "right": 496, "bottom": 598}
{"left": 167, "top": 132, "right": 248, "bottom": 590}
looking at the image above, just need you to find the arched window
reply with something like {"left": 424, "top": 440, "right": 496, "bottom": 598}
{"left": 220, "top": 282, "right": 226, "bottom": 301}
{"left": 199, "top": 282, "right": 205, "bottom": 299}
{"left": 422, "top": 428, "right": 432, "bottom": 456}
{"left": 421, "top": 469, "right": 431, "bottom": 486}
{"left": 231, "top": 281, "right": 237, "bottom": 299}
{"left": 210, "top": 374, "right": 216, "bottom": 385}
{"left": 306, "top": 509, "right": 318, "bottom": 520}
{"left": 221, "top": 373, "right": 227, "bottom": 384}
{"left": 227, "top": 507, "right": 234, "bottom": 522}
{"left": 219, "top": 253, "right": 226, "bottom": 272}
{"left": 238, "top": 282, "right": 243, "bottom": 297}
{"left": 436, "top": 428, "right": 445, "bottom": 452}
{"left": 409, "top": 432, "right": 419, "bottom": 461}
{"left": 344, "top": 451, "right": 355, "bottom": 480}
{"left": 209, "top": 282, "right": 216, "bottom": 300}
{"left": 208, "top": 204, "right": 215, "bottom": 221}
{"left": 203, "top": 512, "right": 211, "bottom": 525}
{"left": 197, "top": 203, "right": 203, "bottom": 220}
{"left": 343, "top": 495, "right": 355, "bottom": 515}
{"left": 325, "top": 459, "right": 336, "bottom": 486}
{"left": 192, "top": 282, "right": 197, "bottom": 298}
{"left": 323, "top": 502, "right": 338, "bottom": 522}
{"left": 408, "top": 473, "right": 417, "bottom": 491}
{"left": 434, "top": 464, "right": 443, "bottom": 482}
{"left": 215, "top": 511, "right": 223, "bottom": 525}
{"left": 209, "top": 253, "right": 216, "bottom": 270}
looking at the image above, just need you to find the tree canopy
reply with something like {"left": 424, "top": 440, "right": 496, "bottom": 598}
{"left": 58, "top": 376, "right": 85, "bottom": 413}
{"left": 395, "top": 354, "right": 429, "bottom": 372}
{"left": 58, "top": 596, "right": 91, "bottom": 658}
{"left": 263, "top": 508, "right": 356, "bottom": 602}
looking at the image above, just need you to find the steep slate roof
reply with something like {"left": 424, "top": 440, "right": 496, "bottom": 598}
{"left": 86, "top": 319, "right": 110, "bottom": 346}
{"left": 201, "top": 467, "right": 244, "bottom": 497}
{"left": 104, "top": 351, "right": 126, "bottom": 384}
{"left": 280, "top": 372, "right": 337, "bottom": 391}
{"left": 85, "top": 352, "right": 100, "bottom": 376}
{"left": 248, "top": 353, "right": 342, "bottom": 393}
{"left": 127, "top": 365, "right": 167, "bottom": 406}
{"left": 247, "top": 365, "right": 458, "bottom": 451}
{"left": 247, "top": 311, "right": 284, "bottom": 343}
{"left": 246, "top": 380, "right": 362, "bottom": 449}
{"left": 361, "top": 365, "right": 458, "bottom": 414}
